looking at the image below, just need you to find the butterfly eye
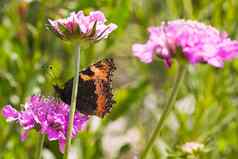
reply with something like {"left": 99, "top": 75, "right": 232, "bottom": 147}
{"left": 41, "top": 64, "right": 62, "bottom": 87}
{"left": 49, "top": 65, "right": 53, "bottom": 70}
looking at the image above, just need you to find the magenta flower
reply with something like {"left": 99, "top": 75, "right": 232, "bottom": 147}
{"left": 1, "top": 95, "right": 88, "bottom": 153}
{"left": 48, "top": 10, "right": 117, "bottom": 41}
{"left": 132, "top": 19, "right": 238, "bottom": 67}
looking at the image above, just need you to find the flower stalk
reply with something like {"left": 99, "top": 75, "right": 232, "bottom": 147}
{"left": 63, "top": 44, "right": 81, "bottom": 159}
{"left": 140, "top": 62, "right": 187, "bottom": 159}
{"left": 35, "top": 134, "right": 45, "bottom": 159}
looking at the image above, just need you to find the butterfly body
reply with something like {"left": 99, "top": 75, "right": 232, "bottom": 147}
{"left": 54, "top": 58, "right": 116, "bottom": 118}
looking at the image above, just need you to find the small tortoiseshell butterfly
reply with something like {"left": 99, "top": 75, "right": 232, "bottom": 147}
{"left": 53, "top": 58, "right": 116, "bottom": 118}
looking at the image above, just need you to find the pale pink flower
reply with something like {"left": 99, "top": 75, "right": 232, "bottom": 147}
{"left": 48, "top": 10, "right": 117, "bottom": 41}
{"left": 181, "top": 141, "right": 204, "bottom": 154}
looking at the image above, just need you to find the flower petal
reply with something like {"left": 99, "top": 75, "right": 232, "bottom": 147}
{"left": 2, "top": 105, "right": 19, "bottom": 122}
{"left": 132, "top": 44, "right": 153, "bottom": 63}
{"left": 59, "top": 140, "right": 66, "bottom": 153}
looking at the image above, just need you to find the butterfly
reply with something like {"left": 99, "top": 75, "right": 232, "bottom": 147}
{"left": 53, "top": 58, "right": 116, "bottom": 118}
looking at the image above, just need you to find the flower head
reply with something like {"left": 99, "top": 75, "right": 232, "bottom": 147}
{"left": 132, "top": 19, "right": 238, "bottom": 67}
{"left": 48, "top": 10, "right": 117, "bottom": 41}
{"left": 1, "top": 95, "right": 88, "bottom": 153}
{"left": 181, "top": 141, "right": 204, "bottom": 154}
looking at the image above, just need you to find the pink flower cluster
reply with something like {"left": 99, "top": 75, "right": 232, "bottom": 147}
{"left": 132, "top": 19, "right": 238, "bottom": 67}
{"left": 2, "top": 95, "right": 88, "bottom": 153}
{"left": 48, "top": 10, "right": 117, "bottom": 41}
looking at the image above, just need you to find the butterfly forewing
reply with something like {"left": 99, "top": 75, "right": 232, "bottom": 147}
{"left": 54, "top": 58, "right": 116, "bottom": 118}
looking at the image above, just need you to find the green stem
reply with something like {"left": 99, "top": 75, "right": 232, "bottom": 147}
{"left": 140, "top": 63, "right": 187, "bottom": 159}
{"left": 63, "top": 45, "right": 81, "bottom": 159}
{"left": 35, "top": 135, "right": 45, "bottom": 159}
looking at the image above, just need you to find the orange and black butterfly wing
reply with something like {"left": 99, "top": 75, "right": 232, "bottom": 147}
{"left": 58, "top": 76, "right": 98, "bottom": 116}
{"left": 88, "top": 58, "right": 116, "bottom": 117}
{"left": 54, "top": 58, "right": 116, "bottom": 117}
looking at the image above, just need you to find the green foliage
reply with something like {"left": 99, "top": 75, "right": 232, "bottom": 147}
{"left": 0, "top": 0, "right": 238, "bottom": 158}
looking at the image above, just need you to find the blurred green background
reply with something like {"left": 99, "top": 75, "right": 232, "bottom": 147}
{"left": 0, "top": 0, "right": 238, "bottom": 159}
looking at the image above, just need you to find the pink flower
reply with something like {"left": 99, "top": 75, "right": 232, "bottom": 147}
{"left": 48, "top": 11, "right": 117, "bottom": 41}
{"left": 132, "top": 19, "right": 238, "bottom": 67}
{"left": 1, "top": 95, "right": 89, "bottom": 153}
